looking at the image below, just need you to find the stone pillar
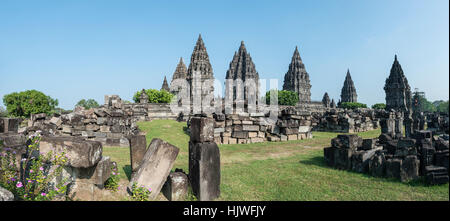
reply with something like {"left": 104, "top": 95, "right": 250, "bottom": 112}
{"left": 188, "top": 116, "right": 220, "bottom": 201}
{"left": 127, "top": 135, "right": 147, "bottom": 173}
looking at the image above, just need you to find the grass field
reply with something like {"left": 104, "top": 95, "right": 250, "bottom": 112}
{"left": 103, "top": 119, "right": 449, "bottom": 201}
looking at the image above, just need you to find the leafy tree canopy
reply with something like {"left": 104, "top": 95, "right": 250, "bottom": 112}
{"left": 3, "top": 90, "right": 58, "bottom": 118}
{"left": 133, "top": 89, "right": 174, "bottom": 104}
{"left": 76, "top": 99, "right": 99, "bottom": 110}
{"left": 265, "top": 90, "right": 299, "bottom": 106}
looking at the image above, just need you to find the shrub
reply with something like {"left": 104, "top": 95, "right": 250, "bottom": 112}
{"left": 130, "top": 182, "right": 151, "bottom": 201}
{"left": 75, "top": 99, "right": 99, "bottom": 110}
{"left": 0, "top": 106, "right": 7, "bottom": 117}
{"left": 371, "top": 103, "right": 386, "bottom": 110}
{"left": 0, "top": 131, "right": 69, "bottom": 201}
{"left": 133, "top": 89, "right": 174, "bottom": 104}
{"left": 339, "top": 102, "right": 367, "bottom": 109}
{"left": 436, "top": 101, "right": 449, "bottom": 113}
{"left": 265, "top": 90, "right": 299, "bottom": 106}
{"left": 3, "top": 90, "right": 58, "bottom": 118}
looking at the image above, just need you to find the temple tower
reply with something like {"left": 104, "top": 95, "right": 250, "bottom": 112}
{"left": 161, "top": 76, "right": 170, "bottom": 91}
{"left": 225, "top": 41, "right": 260, "bottom": 103}
{"left": 384, "top": 55, "right": 412, "bottom": 113}
{"left": 340, "top": 69, "right": 358, "bottom": 103}
{"left": 282, "top": 46, "right": 311, "bottom": 103}
{"left": 322, "top": 92, "right": 331, "bottom": 108}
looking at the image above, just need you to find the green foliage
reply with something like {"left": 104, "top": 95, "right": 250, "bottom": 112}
{"left": 339, "top": 102, "right": 367, "bottom": 109}
{"left": 0, "top": 106, "right": 7, "bottom": 117}
{"left": 371, "top": 103, "right": 386, "bottom": 110}
{"left": 75, "top": 99, "right": 99, "bottom": 110}
{"left": 436, "top": 101, "right": 449, "bottom": 113}
{"left": 104, "top": 165, "right": 120, "bottom": 192}
{"left": 0, "top": 132, "right": 69, "bottom": 201}
{"left": 3, "top": 90, "right": 58, "bottom": 118}
{"left": 133, "top": 89, "right": 174, "bottom": 104}
{"left": 130, "top": 182, "right": 151, "bottom": 201}
{"left": 265, "top": 90, "right": 299, "bottom": 106}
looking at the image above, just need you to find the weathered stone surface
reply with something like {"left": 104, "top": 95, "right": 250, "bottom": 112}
{"left": 335, "top": 148, "right": 354, "bottom": 170}
{"left": 232, "top": 131, "right": 248, "bottom": 139}
{"left": 190, "top": 117, "right": 214, "bottom": 143}
{"left": 242, "top": 125, "right": 259, "bottom": 131}
{"left": 189, "top": 141, "right": 220, "bottom": 201}
{"left": 127, "top": 135, "right": 147, "bottom": 172}
{"left": 425, "top": 166, "right": 449, "bottom": 185}
{"left": 368, "top": 150, "right": 386, "bottom": 177}
{"left": 0, "top": 186, "right": 14, "bottom": 201}
{"left": 129, "top": 138, "right": 179, "bottom": 200}
{"left": 40, "top": 136, "right": 103, "bottom": 168}
{"left": 386, "top": 158, "right": 402, "bottom": 179}
{"left": 400, "top": 155, "right": 419, "bottom": 182}
{"left": 282, "top": 46, "right": 311, "bottom": 102}
{"left": 1, "top": 118, "right": 21, "bottom": 133}
{"left": 340, "top": 69, "right": 358, "bottom": 103}
{"left": 351, "top": 148, "right": 381, "bottom": 173}
{"left": 162, "top": 170, "right": 189, "bottom": 201}
{"left": 49, "top": 117, "right": 62, "bottom": 127}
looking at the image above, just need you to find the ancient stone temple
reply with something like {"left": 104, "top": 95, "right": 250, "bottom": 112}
{"left": 330, "top": 99, "right": 336, "bottom": 108}
{"left": 187, "top": 34, "right": 215, "bottom": 107}
{"left": 225, "top": 41, "right": 260, "bottom": 103}
{"left": 340, "top": 69, "right": 357, "bottom": 103}
{"left": 170, "top": 57, "right": 188, "bottom": 89}
{"left": 384, "top": 55, "right": 412, "bottom": 113}
{"left": 161, "top": 76, "right": 170, "bottom": 91}
{"left": 322, "top": 92, "right": 331, "bottom": 108}
{"left": 282, "top": 46, "right": 311, "bottom": 103}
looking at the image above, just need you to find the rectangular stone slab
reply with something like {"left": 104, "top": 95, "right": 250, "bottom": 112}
{"left": 190, "top": 117, "right": 214, "bottom": 143}
{"left": 129, "top": 138, "right": 179, "bottom": 200}
{"left": 189, "top": 141, "right": 220, "bottom": 201}
{"left": 128, "top": 135, "right": 147, "bottom": 172}
{"left": 40, "top": 136, "right": 103, "bottom": 168}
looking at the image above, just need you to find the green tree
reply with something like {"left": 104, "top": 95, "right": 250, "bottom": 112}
{"left": 0, "top": 106, "right": 7, "bottom": 117}
{"left": 339, "top": 102, "right": 367, "bottom": 109}
{"left": 413, "top": 93, "right": 436, "bottom": 112}
{"left": 133, "top": 89, "right": 174, "bottom": 103}
{"left": 76, "top": 99, "right": 99, "bottom": 109}
{"left": 436, "top": 100, "right": 449, "bottom": 113}
{"left": 265, "top": 90, "right": 299, "bottom": 106}
{"left": 371, "top": 103, "right": 386, "bottom": 110}
{"left": 3, "top": 90, "right": 58, "bottom": 118}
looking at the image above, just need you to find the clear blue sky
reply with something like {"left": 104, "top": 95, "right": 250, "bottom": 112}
{"left": 0, "top": 0, "right": 448, "bottom": 110}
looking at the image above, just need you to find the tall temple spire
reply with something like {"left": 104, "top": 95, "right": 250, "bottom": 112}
{"left": 187, "top": 34, "right": 215, "bottom": 108}
{"left": 384, "top": 55, "right": 412, "bottom": 112}
{"left": 225, "top": 40, "right": 260, "bottom": 102}
{"left": 322, "top": 92, "right": 330, "bottom": 108}
{"left": 340, "top": 69, "right": 357, "bottom": 103}
{"left": 161, "top": 76, "right": 170, "bottom": 91}
{"left": 282, "top": 46, "right": 311, "bottom": 103}
{"left": 171, "top": 57, "right": 187, "bottom": 82}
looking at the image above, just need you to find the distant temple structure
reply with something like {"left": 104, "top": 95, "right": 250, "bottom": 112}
{"left": 186, "top": 34, "right": 215, "bottom": 105}
{"left": 283, "top": 46, "right": 311, "bottom": 103}
{"left": 384, "top": 55, "right": 412, "bottom": 113}
{"left": 161, "top": 76, "right": 170, "bottom": 91}
{"left": 322, "top": 92, "right": 331, "bottom": 108}
{"left": 225, "top": 41, "right": 260, "bottom": 104}
{"left": 340, "top": 69, "right": 358, "bottom": 103}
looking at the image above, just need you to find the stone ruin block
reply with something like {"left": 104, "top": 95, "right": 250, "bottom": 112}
{"left": 188, "top": 141, "right": 220, "bottom": 201}
{"left": 128, "top": 135, "right": 147, "bottom": 173}
{"left": 232, "top": 131, "right": 248, "bottom": 139}
{"left": 351, "top": 147, "right": 382, "bottom": 173}
{"left": 424, "top": 166, "right": 449, "bottom": 185}
{"left": 324, "top": 147, "right": 337, "bottom": 167}
{"left": 242, "top": 125, "right": 259, "bottom": 131}
{"left": 162, "top": 169, "right": 189, "bottom": 201}
{"left": 1, "top": 118, "right": 21, "bottom": 133}
{"left": 336, "top": 134, "right": 362, "bottom": 149}
{"left": 400, "top": 155, "right": 419, "bottom": 182}
{"left": 190, "top": 117, "right": 214, "bottom": 143}
{"left": 368, "top": 150, "right": 386, "bottom": 177}
{"left": 386, "top": 158, "right": 402, "bottom": 179}
{"left": 0, "top": 186, "right": 14, "bottom": 201}
{"left": 434, "top": 150, "right": 449, "bottom": 172}
{"left": 129, "top": 138, "right": 179, "bottom": 200}
{"left": 0, "top": 119, "right": 4, "bottom": 133}
{"left": 39, "top": 136, "right": 103, "bottom": 168}
{"left": 361, "top": 138, "right": 377, "bottom": 150}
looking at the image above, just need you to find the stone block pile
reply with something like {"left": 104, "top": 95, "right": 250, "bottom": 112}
{"left": 324, "top": 131, "right": 449, "bottom": 185}
{"left": 313, "top": 108, "right": 379, "bottom": 133}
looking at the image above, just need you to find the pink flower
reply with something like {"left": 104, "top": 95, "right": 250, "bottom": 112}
{"left": 112, "top": 172, "right": 116, "bottom": 175}
{"left": 55, "top": 188, "right": 59, "bottom": 191}
{"left": 29, "top": 169, "right": 33, "bottom": 173}
{"left": 16, "top": 182, "right": 23, "bottom": 188}
{"left": 41, "top": 193, "right": 46, "bottom": 196}
{"left": 39, "top": 167, "right": 44, "bottom": 171}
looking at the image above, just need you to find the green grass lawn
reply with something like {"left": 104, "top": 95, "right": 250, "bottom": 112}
{"left": 103, "top": 119, "right": 449, "bottom": 201}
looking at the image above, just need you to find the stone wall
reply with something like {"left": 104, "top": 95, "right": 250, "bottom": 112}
{"left": 312, "top": 108, "right": 381, "bottom": 133}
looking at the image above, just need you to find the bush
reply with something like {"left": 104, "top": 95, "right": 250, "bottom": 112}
{"left": 436, "top": 101, "right": 449, "bottom": 113}
{"left": 0, "top": 131, "right": 69, "bottom": 201}
{"left": 339, "top": 102, "right": 367, "bottom": 109}
{"left": 265, "top": 90, "right": 299, "bottom": 106}
{"left": 3, "top": 90, "right": 58, "bottom": 118}
{"left": 130, "top": 182, "right": 151, "bottom": 201}
{"left": 104, "top": 165, "right": 120, "bottom": 192}
{"left": 133, "top": 89, "right": 174, "bottom": 104}
{"left": 371, "top": 103, "right": 386, "bottom": 110}
{"left": 75, "top": 99, "right": 99, "bottom": 110}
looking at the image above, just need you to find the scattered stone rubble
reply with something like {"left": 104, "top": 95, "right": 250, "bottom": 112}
{"left": 324, "top": 120, "right": 449, "bottom": 185}
{"left": 312, "top": 108, "right": 380, "bottom": 133}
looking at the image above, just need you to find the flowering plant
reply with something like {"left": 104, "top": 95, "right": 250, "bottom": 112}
{"left": 130, "top": 182, "right": 151, "bottom": 201}
{"left": 104, "top": 164, "right": 120, "bottom": 192}
{"left": 0, "top": 131, "right": 69, "bottom": 201}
